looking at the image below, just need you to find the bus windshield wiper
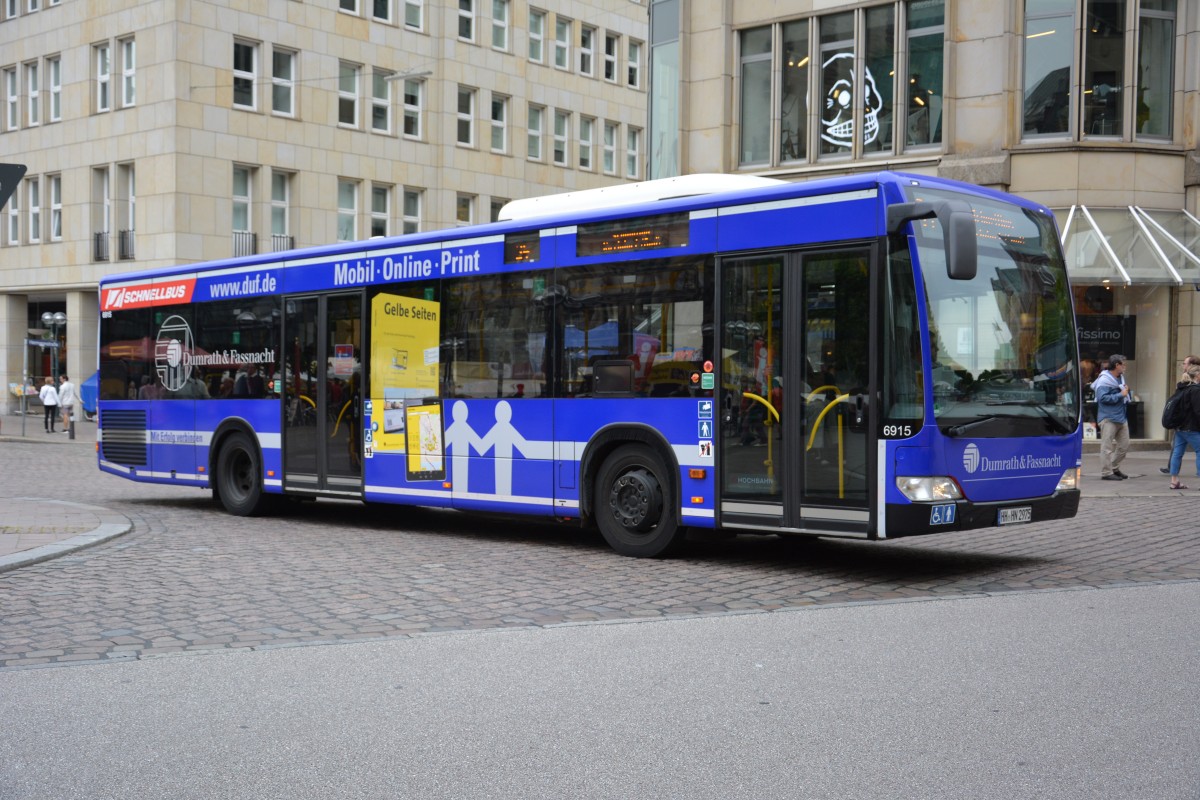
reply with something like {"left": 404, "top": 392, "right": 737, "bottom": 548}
{"left": 945, "top": 414, "right": 1006, "bottom": 437}
{"left": 985, "top": 400, "right": 1072, "bottom": 434}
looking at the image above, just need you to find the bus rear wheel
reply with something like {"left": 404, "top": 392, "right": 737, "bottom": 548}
{"left": 215, "top": 431, "right": 270, "bottom": 516}
{"left": 595, "top": 445, "right": 683, "bottom": 558}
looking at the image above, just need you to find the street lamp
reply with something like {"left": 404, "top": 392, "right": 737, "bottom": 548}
{"left": 41, "top": 311, "right": 67, "bottom": 381}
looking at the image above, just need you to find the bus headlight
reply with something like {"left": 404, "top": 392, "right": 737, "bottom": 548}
{"left": 1055, "top": 468, "right": 1080, "bottom": 491}
{"left": 896, "top": 476, "right": 963, "bottom": 502}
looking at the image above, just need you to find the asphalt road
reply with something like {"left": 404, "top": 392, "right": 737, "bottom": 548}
{"left": 0, "top": 439, "right": 1197, "bottom": 798}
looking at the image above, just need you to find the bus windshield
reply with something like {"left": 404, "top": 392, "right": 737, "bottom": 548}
{"left": 907, "top": 186, "right": 1079, "bottom": 438}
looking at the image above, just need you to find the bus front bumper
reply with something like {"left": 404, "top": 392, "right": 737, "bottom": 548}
{"left": 883, "top": 490, "right": 1081, "bottom": 539}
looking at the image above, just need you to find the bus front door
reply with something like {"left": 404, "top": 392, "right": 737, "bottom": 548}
{"left": 719, "top": 248, "right": 873, "bottom": 536}
{"left": 282, "top": 292, "right": 363, "bottom": 495}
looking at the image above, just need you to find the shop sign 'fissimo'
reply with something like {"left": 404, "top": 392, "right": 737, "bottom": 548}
{"left": 101, "top": 279, "right": 196, "bottom": 311}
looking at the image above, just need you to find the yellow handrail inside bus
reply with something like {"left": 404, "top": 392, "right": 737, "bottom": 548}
{"left": 741, "top": 391, "right": 780, "bottom": 423}
{"left": 331, "top": 401, "right": 352, "bottom": 438}
{"left": 807, "top": 393, "right": 850, "bottom": 499}
{"left": 806, "top": 385, "right": 841, "bottom": 401}
{"left": 298, "top": 394, "right": 316, "bottom": 407}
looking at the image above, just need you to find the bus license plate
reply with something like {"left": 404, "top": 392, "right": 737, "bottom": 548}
{"left": 997, "top": 506, "right": 1032, "bottom": 526}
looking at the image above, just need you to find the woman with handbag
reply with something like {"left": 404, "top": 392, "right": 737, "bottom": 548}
{"left": 1167, "top": 364, "right": 1200, "bottom": 490}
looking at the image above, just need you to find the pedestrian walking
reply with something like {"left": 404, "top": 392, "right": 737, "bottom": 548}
{"left": 1167, "top": 364, "right": 1200, "bottom": 490}
{"left": 38, "top": 376, "right": 59, "bottom": 433}
{"left": 1161, "top": 354, "right": 1200, "bottom": 474}
{"left": 57, "top": 373, "right": 77, "bottom": 432}
{"left": 1092, "top": 353, "right": 1131, "bottom": 481}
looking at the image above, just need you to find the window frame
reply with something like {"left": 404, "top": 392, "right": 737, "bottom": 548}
{"left": 3, "top": 68, "right": 17, "bottom": 130}
{"left": 372, "top": 67, "right": 393, "bottom": 134}
{"left": 527, "top": 103, "right": 545, "bottom": 161}
{"left": 402, "top": 78, "right": 423, "bottom": 139}
{"left": 24, "top": 60, "right": 37, "bottom": 127}
{"left": 337, "top": 179, "right": 358, "bottom": 242}
{"left": 554, "top": 17, "right": 572, "bottom": 70}
{"left": 27, "top": 175, "right": 39, "bottom": 243}
{"left": 491, "top": 0, "right": 509, "bottom": 51}
{"left": 271, "top": 47, "right": 296, "bottom": 117}
{"left": 119, "top": 37, "right": 136, "bottom": 108}
{"left": 490, "top": 92, "right": 508, "bottom": 153}
{"left": 47, "top": 55, "right": 61, "bottom": 122}
{"left": 579, "top": 25, "right": 596, "bottom": 76}
{"left": 604, "top": 32, "right": 619, "bottom": 82}
{"left": 233, "top": 165, "right": 253, "bottom": 234}
{"left": 458, "top": 0, "right": 476, "bottom": 43}
{"left": 233, "top": 40, "right": 258, "bottom": 111}
{"left": 528, "top": 9, "right": 546, "bottom": 63}
{"left": 553, "top": 109, "right": 569, "bottom": 166}
{"left": 578, "top": 116, "right": 594, "bottom": 170}
{"left": 626, "top": 126, "right": 641, "bottom": 179}
{"left": 627, "top": 39, "right": 642, "bottom": 88}
{"left": 370, "top": 183, "right": 391, "bottom": 238}
{"left": 457, "top": 85, "right": 476, "bottom": 147}
{"left": 49, "top": 173, "right": 61, "bottom": 241}
{"left": 402, "top": 187, "right": 422, "bottom": 234}
{"left": 338, "top": 61, "right": 361, "bottom": 128}
{"left": 603, "top": 120, "right": 618, "bottom": 174}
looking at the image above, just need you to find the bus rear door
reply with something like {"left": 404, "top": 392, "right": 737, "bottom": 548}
{"left": 282, "top": 292, "right": 363, "bottom": 496}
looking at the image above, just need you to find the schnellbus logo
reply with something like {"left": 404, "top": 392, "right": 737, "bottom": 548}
{"left": 156, "top": 315, "right": 193, "bottom": 392}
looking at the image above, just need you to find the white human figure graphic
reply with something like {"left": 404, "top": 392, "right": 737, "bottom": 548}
{"left": 443, "top": 400, "right": 489, "bottom": 489}
{"left": 479, "top": 400, "right": 553, "bottom": 495}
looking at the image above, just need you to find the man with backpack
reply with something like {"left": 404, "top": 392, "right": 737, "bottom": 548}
{"left": 1166, "top": 364, "right": 1200, "bottom": 490}
{"left": 1160, "top": 355, "right": 1200, "bottom": 474}
{"left": 1092, "top": 354, "right": 1132, "bottom": 481}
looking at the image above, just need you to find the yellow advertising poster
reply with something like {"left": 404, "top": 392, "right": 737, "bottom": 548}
{"left": 370, "top": 294, "right": 442, "bottom": 457}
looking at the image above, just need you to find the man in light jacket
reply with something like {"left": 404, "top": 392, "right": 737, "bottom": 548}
{"left": 1092, "top": 354, "right": 1131, "bottom": 481}
{"left": 57, "top": 374, "right": 77, "bottom": 432}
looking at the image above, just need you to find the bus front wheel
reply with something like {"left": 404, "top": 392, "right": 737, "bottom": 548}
{"left": 595, "top": 445, "right": 683, "bottom": 558}
{"left": 215, "top": 432, "right": 270, "bottom": 516}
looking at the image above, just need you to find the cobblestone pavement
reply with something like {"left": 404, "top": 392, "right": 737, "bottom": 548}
{"left": 1, "top": 438, "right": 1197, "bottom": 670}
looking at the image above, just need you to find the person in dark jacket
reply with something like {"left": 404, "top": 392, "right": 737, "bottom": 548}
{"left": 1092, "top": 354, "right": 1131, "bottom": 481}
{"left": 1161, "top": 354, "right": 1200, "bottom": 473}
{"left": 1168, "top": 364, "right": 1200, "bottom": 489}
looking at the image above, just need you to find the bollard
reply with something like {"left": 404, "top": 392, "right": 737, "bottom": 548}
{"left": 68, "top": 416, "right": 75, "bottom": 440}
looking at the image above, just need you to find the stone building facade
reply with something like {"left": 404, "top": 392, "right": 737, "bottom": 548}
{"left": 0, "top": 0, "right": 648, "bottom": 412}
{"left": 650, "top": 0, "right": 1200, "bottom": 440}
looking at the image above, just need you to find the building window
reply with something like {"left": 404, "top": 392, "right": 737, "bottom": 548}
{"left": 490, "top": 93, "right": 507, "bottom": 152}
{"left": 1022, "top": 0, "right": 1172, "bottom": 142}
{"left": 4, "top": 0, "right": 15, "bottom": 20}
{"left": 579, "top": 25, "right": 595, "bottom": 76}
{"left": 404, "top": 0, "right": 422, "bottom": 30}
{"left": 554, "top": 17, "right": 571, "bottom": 70}
{"left": 458, "top": 0, "right": 475, "bottom": 42}
{"left": 337, "top": 179, "right": 357, "bottom": 242}
{"left": 370, "top": 184, "right": 390, "bottom": 237}
{"left": 117, "top": 163, "right": 135, "bottom": 259}
{"left": 6, "top": 183, "right": 17, "bottom": 245}
{"left": 372, "top": 0, "right": 391, "bottom": 23}
{"left": 233, "top": 40, "right": 257, "bottom": 110}
{"left": 604, "top": 33, "right": 619, "bottom": 82}
{"left": 1137, "top": 1, "right": 1175, "bottom": 138}
{"left": 457, "top": 85, "right": 475, "bottom": 146}
{"left": 739, "top": 27, "right": 771, "bottom": 165}
{"left": 579, "top": 116, "right": 594, "bottom": 170}
{"left": 489, "top": 197, "right": 507, "bottom": 222}
{"left": 627, "top": 40, "right": 642, "bottom": 88}
{"left": 737, "top": 3, "right": 942, "bottom": 168}
{"left": 403, "top": 78, "right": 423, "bottom": 138}
{"left": 339, "top": 62, "right": 360, "bottom": 127}
{"left": 528, "top": 9, "right": 545, "bottom": 63}
{"left": 372, "top": 68, "right": 392, "bottom": 133}
{"left": 232, "top": 166, "right": 256, "bottom": 256}
{"left": 626, "top": 126, "right": 641, "bottom": 179}
{"left": 603, "top": 121, "right": 618, "bottom": 174}
{"left": 456, "top": 193, "right": 475, "bottom": 226}
{"left": 402, "top": 188, "right": 422, "bottom": 233}
{"left": 339, "top": 0, "right": 358, "bottom": 13}
{"left": 27, "top": 175, "right": 39, "bottom": 243}
{"left": 49, "top": 174, "right": 61, "bottom": 240}
{"left": 491, "top": 0, "right": 509, "bottom": 50}
{"left": 120, "top": 37, "right": 136, "bottom": 107}
{"left": 93, "top": 167, "right": 111, "bottom": 260}
{"left": 4, "top": 68, "right": 16, "bottom": 130}
{"left": 780, "top": 20, "right": 809, "bottom": 162}
{"left": 47, "top": 56, "right": 61, "bottom": 122}
{"left": 553, "top": 109, "right": 569, "bottom": 166}
{"left": 272, "top": 48, "right": 295, "bottom": 116}
{"left": 905, "top": 2, "right": 944, "bottom": 147}
{"left": 24, "top": 61, "right": 37, "bottom": 126}
{"left": 95, "top": 44, "right": 111, "bottom": 112}
{"left": 270, "top": 171, "right": 291, "bottom": 249}
{"left": 527, "top": 104, "right": 544, "bottom": 160}
{"left": 233, "top": 166, "right": 252, "bottom": 233}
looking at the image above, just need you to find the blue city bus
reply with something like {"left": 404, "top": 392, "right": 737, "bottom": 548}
{"left": 97, "top": 172, "right": 1082, "bottom": 557}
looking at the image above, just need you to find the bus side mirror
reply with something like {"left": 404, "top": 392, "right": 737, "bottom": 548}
{"left": 887, "top": 199, "right": 978, "bottom": 281}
